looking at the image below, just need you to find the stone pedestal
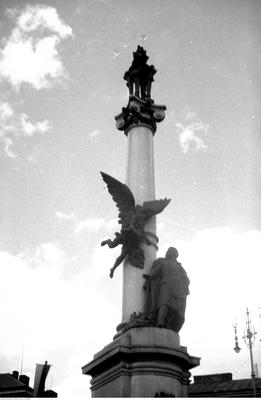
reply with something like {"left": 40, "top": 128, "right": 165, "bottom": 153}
{"left": 82, "top": 327, "right": 200, "bottom": 397}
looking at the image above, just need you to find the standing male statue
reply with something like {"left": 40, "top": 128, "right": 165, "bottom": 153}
{"left": 144, "top": 247, "right": 190, "bottom": 333}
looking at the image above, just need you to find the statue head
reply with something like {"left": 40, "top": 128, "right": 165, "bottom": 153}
{"left": 166, "top": 247, "right": 179, "bottom": 260}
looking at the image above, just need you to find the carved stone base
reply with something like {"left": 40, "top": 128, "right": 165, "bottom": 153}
{"left": 82, "top": 327, "right": 200, "bottom": 397}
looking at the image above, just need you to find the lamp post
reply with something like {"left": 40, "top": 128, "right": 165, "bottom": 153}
{"left": 233, "top": 323, "right": 241, "bottom": 354}
{"left": 233, "top": 308, "right": 257, "bottom": 397}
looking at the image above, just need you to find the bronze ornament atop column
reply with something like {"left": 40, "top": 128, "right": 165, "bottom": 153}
{"left": 115, "top": 46, "right": 166, "bottom": 135}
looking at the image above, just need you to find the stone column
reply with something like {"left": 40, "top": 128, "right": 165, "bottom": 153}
{"left": 82, "top": 48, "right": 200, "bottom": 397}
{"left": 122, "top": 123, "right": 157, "bottom": 323}
{"left": 115, "top": 93, "right": 166, "bottom": 325}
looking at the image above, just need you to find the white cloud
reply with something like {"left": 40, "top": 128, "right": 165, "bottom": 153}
{"left": 55, "top": 212, "right": 119, "bottom": 235}
{"left": 0, "top": 5, "right": 73, "bottom": 89}
{"left": 89, "top": 129, "right": 102, "bottom": 138}
{"left": 27, "top": 153, "right": 37, "bottom": 163}
{"left": 54, "top": 373, "right": 90, "bottom": 400}
{"left": 104, "top": 219, "right": 119, "bottom": 231}
{"left": 20, "top": 113, "right": 51, "bottom": 136}
{"left": 91, "top": 240, "right": 122, "bottom": 281}
{"left": 0, "top": 101, "right": 51, "bottom": 158}
{"left": 74, "top": 217, "right": 118, "bottom": 235}
{"left": 15, "top": 5, "right": 72, "bottom": 38}
{"left": 1, "top": 228, "right": 260, "bottom": 397}
{"left": 159, "top": 227, "right": 261, "bottom": 378}
{"left": 3, "top": 136, "right": 17, "bottom": 158}
{"left": 56, "top": 211, "right": 77, "bottom": 221}
{"left": 164, "top": 109, "right": 175, "bottom": 126}
{"left": 0, "top": 102, "right": 14, "bottom": 133}
{"left": 157, "top": 221, "right": 166, "bottom": 232}
{"left": 0, "top": 102, "right": 51, "bottom": 135}
{"left": 0, "top": 241, "right": 120, "bottom": 398}
{"left": 176, "top": 109, "right": 210, "bottom": 153}
{"left": 0, "top": 101, "right": 14, "bottom": 122}
{"left": 23, "top": 242, "right": 66, "bottom": 275}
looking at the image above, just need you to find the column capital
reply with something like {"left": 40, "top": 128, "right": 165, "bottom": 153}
{"left": 115, "top": 95, "right": 166, "bottom": 136}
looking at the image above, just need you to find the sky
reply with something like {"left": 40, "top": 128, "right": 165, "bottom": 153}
{"left": 0, "top": 0, "right": 261, "bottom": 398}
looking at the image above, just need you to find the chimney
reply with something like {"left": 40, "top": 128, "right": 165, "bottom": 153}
{"left": 34, "top": 361, "right": 51, "bottom": 397}
{"left": 12, "top": 370, "right": 19, "bottom": 379}
{"left": 19, "top": 374, "right": 30, "bottom": 386}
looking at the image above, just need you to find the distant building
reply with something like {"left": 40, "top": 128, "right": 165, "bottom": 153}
{"left": 189, "top": 372, "right": 261, "bottom": 397}
{"left": 0, "top": 362, "right": 57, "bottom": 398}
{"left": 0, "top": 371, "right": 33, "bottom": 397}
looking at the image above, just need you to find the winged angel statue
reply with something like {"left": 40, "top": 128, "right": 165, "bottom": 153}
{"left": 100, "top": 172, "right": 170, "bottom": 278}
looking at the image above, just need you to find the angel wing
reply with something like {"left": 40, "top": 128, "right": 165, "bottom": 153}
{"left": 100, "top": 172, "right": 136, "bottom": 226}
{"left": 141, "top": 198, "right": 171, "bottom": 218}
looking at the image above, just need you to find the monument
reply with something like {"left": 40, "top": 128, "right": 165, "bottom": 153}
{"left": 82, "top": 46, "right": 200, "bottom": 397}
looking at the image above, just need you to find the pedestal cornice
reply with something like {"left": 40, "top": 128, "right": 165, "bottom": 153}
{"left": 115, "top": 95, "right": 166, "bottom": 136}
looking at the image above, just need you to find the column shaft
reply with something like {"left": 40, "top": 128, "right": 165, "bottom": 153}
{"left": 122, "top": 124, "right": 157, "bottom": 323}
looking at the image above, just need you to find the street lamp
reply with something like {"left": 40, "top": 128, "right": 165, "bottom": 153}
{"left": 233, "top": 308, "right": 257, "bottom": 397}
{"left": 233, "top": 323, "right": 241, "bottom": 353}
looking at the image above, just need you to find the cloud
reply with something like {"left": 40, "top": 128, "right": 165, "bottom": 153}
{"left": 0, "top": 101, "right": 14, "bottom": 121}
{"left": 137, "top": 33, "right": 148, "bottom": 41}
{"left": 112, "top": 50, "right": 120, "bottom": 59}
{"left": 0, "top": 102, "right": 51, "bottom": 136}
{"left": 89, "top": 129, "right": 102, "bottom": 138}
{"left": 56, "top": 211, "right": 77, "bottom": 221}
{"left": 164, "top": 109, "right": 175, "bottom": 126}
{"left": 0, "top": 241, "right": 121, "bottom": 398}
{"left": 55, "top": 212, "right": 119, "bottom": 236}
{"left": 0, "top": 245, "right": 65, "bottom": 351}
{"left": 1, "top": 228, "right": 260, "bottom": 397}
{"left": 176, "top": 109, "right": 210, "bottom": 153}
{"left": 54, "top": 373, "right": 90, "bottom": 400}
{"left": 0, "top": 5, "right": 73, "bottom": 89}
{"left": 74, "top": 217, "right": 118, "bottom": 235}
{"left": 14, "top": 5, "right": 72, "bottom": 38}
{"left": 0, "top": 101, "right": 51, "bottom": 158}
{"left": 3, "top": 137, "right": 17, "bottom": 158}
{"left": 158, "top": 227, "right": 261, "bottom": 378}
{"left": 24, "top": 242, "right": 66, "bottom": 273}
{"left": 19, "top": 113, "right": 51, "bottom": 136}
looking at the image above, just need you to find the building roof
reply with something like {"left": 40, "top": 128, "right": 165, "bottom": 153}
{"left": 0, "top": 373, "right": 33, "bottom": 396}
{"left": 0, "top": 371, "right": 57, "bottom": 398}
{"left": 0, "top": 373, "right": 24, "bottom": 388}
{"left": 189, "top": 373, "right": 261, "bottom": 397}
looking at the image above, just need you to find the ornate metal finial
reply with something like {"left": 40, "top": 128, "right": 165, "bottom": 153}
{"left": 123, "top": 46, "right": 156, "bottom": 100}
{"left": 233, "top": 323, "right": 241, "bottom": 353}
{"left": 134, "top": 46, "right": 148, "bottom": 61}
{"left": 115, "top": 47, "right": 166, "bottom": 135}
